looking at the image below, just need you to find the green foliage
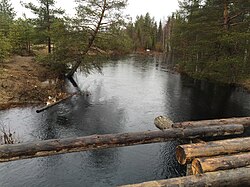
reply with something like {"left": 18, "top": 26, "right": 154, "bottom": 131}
{"left": 23, "top": 0, "right": 64, "bottom": 53}
{"left": 0, "top": 0, "right": 15, "bottom": 36}
{"left": 8, "top": 18, "right": 35, "bottom": 55}
{"left": 0, "top": 33, "right": 11, "bottom": 62}
{"left": 167, "top": 0, "right": 250, "bottom": 83}
{"left": 126, "top": 13, "right": 163, "bottom": 51}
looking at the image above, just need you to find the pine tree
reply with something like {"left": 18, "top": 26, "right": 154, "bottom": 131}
{"left": 0, "top": 0, "right": 15, "bottom": 36}
{"left": 23, "top": 0, "right": 64, "bottom": 54}
{"left": 167, "top": 0, "right": 250, "bottom": 83}
{"left": 66, "top": 0, "right": 128, "bottom": 77}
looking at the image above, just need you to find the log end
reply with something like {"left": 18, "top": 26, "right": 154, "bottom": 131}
{"left": 176, "top": 145, "right": 187, "bottom": 165}
{"left": 154, "top": 116, "right": 173, "bottom": 130}
{"left": 192, "top": 158, "right": 203, "bottom": 175}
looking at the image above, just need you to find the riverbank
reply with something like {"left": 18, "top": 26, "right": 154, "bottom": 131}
{"left": 0, "top": 55, "right": 66, "bottom": 110}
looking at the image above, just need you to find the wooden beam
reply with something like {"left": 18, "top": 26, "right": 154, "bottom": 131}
{"left": 192, "top": 152, "right": 250, "bottom": 174}
{"left": 120, "top": 166, "right": 250, "bottom": 187}
{"left": 176, "top": 137, "right": 250, "bottom": 165}
{"left": 173, "top": 117, "right": 250, "bottom": 128}
{"left": 0, "top": 124, "right": 243, "bottom": 163}
{"left": 154, "top": 116, "right": 250, "bottom": 129}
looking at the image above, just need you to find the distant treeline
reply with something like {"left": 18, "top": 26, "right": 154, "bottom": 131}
{"left": 165, "top": 0, "right": 250, "bottom": 83}
{"left": 0, "top": 0, "right": 249, "bottom": 83}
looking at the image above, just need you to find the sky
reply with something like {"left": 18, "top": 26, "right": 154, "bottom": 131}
{"left": 10, "top": 0, "right": 179, "bottom": 23}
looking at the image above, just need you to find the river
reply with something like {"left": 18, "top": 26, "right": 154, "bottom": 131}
{"left": 0, "top": 55, "right": 250, "bottom": 187}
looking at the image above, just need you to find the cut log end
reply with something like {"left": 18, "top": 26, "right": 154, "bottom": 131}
{"left": 192, "top": 158, "right": 203, "bottom": 174}
{"left": 154, "top": 116, "right": 173, "bottom": 130}
{"left": 176, "top": 145, "right": 186, "bottom": 165}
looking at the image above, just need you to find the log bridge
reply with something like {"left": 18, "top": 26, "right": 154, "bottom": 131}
{"left": 1, "top": 117, "right": 250, "bottom": 186}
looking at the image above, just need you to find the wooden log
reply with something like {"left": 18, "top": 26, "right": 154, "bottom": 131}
{"left": 154, "top": 116, "right": 250, "bottom": 129}
{"left": 173, "top": 116, "right": 250, "bottom": 128}
{"left": 120, "top": 166, "right": 250, "bottom": 187}
{"left": 192, "top": 152, "right": 250, "bottom": 174}
{"left": 0, "top": 124, "right": 243, "bottom": 163}
{"left": 176, "top": 137, "right": 250, "bottom": 165}
{"left": 36, "top": 93, "right": 78, "bottom": 113}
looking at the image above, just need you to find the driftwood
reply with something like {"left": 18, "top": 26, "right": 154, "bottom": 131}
{"left": 120, "top": 166, "right": 250, "bottom": 187}
{"left": 36, "top": 93, "right": 78, "bottom": 113}
{"left": 192, "top": 152, "right": 250, "bottom": 174}
{"left": 0, "top": 124, "right": 243, "bottom": 163}
{"left": 176, "top": 137, "right": 250, "bottom": 165}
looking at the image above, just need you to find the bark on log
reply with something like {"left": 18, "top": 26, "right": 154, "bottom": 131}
{"left": 192, "top": 152, "right": 250, "bottom": 174}
{"left": 173, "top": 116, "right": 250, "bottom": 128}
{"left": 0, "top": 124, "right": 243, "bottom": 163}
{"left": 176, "top": 137, "right": 250, "bottom": 165}
{"left": 120, "top": 166, "right": 250, "bottom": 187}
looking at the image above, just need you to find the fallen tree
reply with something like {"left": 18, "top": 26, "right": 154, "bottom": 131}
{"left": 120, "top": 166, "right": 250, "bottom": 187}
{"left": 36, "top": 93, "right": 78, "bottom": 113}
{"left": 0, "top": 124, "right": 243, "bottom": 163}
{"left": 176, "top": 137, "right": 250, "bottom": 165}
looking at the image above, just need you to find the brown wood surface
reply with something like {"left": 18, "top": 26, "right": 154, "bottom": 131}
{"left": 192, "top": 152, "right": 250, "bottom": 174}
{"left": 0, "top": 124, "right": 243, "bottom": 163}
{"left": 173, "top": 116, "right": 250, "bottom": 128}
{"left": 176, "top": 136, "right": 250, "bottom": 165}
{"left": 120, "top": 166, "right": 250, "bottom": 187}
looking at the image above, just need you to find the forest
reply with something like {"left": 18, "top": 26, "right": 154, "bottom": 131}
{"left": 0, "top": 0, "right": 249, "bottom": 84}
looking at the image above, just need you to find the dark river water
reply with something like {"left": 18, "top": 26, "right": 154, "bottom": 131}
{"left": 1, "top": 55, "right": 250, "bottom": 187}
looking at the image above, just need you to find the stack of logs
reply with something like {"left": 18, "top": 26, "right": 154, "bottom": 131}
{"left": 122, "top": 117, "right": 250, "bottom": 187}
{"left": 0, "top": 116, "right": 250, "bottom": 186}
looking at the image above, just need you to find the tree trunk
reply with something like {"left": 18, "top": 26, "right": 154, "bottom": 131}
{"left": 0, "top": 124, "right": 243, "bottom": 163}
{"left": 46, "top": 0, "right": 51, "bottom": 54}
{"left": 192, "top": 152, "right": 250, "bottom": 174}
{"left": 66, "top": 0, "right": 107, "bottom": 78}
{"left": 223, "top": 1, "right": 229, "bottom": 31}
{"left": 176, "top": 137, "right": 250, "bottom": 165}
{"left": 120, "top": 166, "right": 250, "bottom": 187}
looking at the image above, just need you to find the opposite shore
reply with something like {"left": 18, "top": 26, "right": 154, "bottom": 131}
{"left": 1, "top": 53, "right": 250, "bottom": 111}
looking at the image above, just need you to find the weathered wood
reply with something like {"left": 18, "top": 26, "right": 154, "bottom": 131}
{"left": 192, "top": 152, "right": 250, "bottom": 174}
{"left": 120, "top": 166, "right": 250, "bottom": 187}
{"left": 154, "top": 116, "right": 250, "bottom": 129}
{"left": 173, "top": 116, "right": 250, "bottom": 128}
{"left": 176, "top": 136, "right": 250, "bottom": 165}
{"left": 154, "top": 116, "right": 173, "bottom": 130}
{"left": 0, "top": 124, "right": 243, "bottom": 163}
{"left": 186, "top": 164, "right": 193, "bottom": 176}
{"left": 36, "top": 93, "right": 77, "bottom": 113}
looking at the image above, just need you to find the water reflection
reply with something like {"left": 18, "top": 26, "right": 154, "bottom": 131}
{"left": 0, "top": 55, "right": 250, "bottom": 187}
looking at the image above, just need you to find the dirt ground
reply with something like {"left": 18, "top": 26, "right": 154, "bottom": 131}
{"left": 0, "top": 55, "right": 66, "bottom": 110}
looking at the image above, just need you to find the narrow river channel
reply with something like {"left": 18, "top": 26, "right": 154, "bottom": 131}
{"left": 1, "top": 55, "right": 250, "bottom": 187}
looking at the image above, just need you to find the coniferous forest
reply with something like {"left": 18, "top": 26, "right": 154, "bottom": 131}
{"left": 0, "top": 0, "right": 249, "bottom": 84}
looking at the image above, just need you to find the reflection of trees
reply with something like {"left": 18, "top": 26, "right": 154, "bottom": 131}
{"left": 163, "top": 73, "right": 249, "bottom": 122}
{"left": 179, "top": 76, "right": 246, "bottom": 120}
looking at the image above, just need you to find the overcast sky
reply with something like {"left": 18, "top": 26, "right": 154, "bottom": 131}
{"left": 11, "top": 0, "right": 179, "bottom": 22}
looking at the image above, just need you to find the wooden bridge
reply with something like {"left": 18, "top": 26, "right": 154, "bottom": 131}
{"left": 1, "top": 117, "right": 250, "bottom": 186}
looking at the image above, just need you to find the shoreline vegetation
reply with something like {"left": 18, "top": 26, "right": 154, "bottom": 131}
{"left": 0, "top": 0, "right": 249, "bottom": 110}
{"left": 1, "top": 52, "right": 250, "bottom": 111}
{"left": 0, "top": 55, "right": 67, "bottom": 110}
